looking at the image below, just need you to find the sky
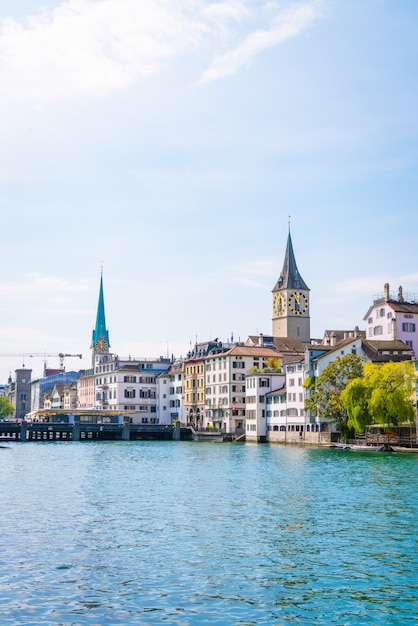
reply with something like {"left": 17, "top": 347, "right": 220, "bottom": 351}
{"left": 0, "top": 0, "right": 417, "bottom": 382}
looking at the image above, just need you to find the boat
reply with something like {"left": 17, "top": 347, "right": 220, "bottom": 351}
{"left": 332, "top": 442, "right": 384, "bottom": 452}
{"left": 390, "top": 445, "right": 418, "bottom": 454}
{"left": 349, "top": 444, "right": 385, "bottom": 452}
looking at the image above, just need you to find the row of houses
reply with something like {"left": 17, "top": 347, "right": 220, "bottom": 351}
{"left": 3, "top": 226, "right": 418, "bottom": 444}
{"left": 6, "top": 326, "right": 415, "bottom": 445}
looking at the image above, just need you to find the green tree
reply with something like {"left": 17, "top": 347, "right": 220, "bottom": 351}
{"left": 341, "top": 377, "right": 372, "bottom": 433}
{"left": 304, "top": 354, "right": 364, "bottom": 436}
{"left": 341, "top": 361, "right": 415, "bottom": 432}
{"left": 264, "top": 357, "right": 282, "bottom": 372}
{"left": 0, "top": 396, "right": 14, "bottom": 419}
{"left": 365, "top": 361, "right": 414, "bottom": 427}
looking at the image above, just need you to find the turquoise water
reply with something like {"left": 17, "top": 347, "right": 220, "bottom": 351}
{"left": 0, "top": 442, "right": 417, "bottom": 625}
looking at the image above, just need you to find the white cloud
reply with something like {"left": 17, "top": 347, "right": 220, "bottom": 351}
{"left": 203, "top": 0, "right": 251, "bottom": 26}
{"left": 0, "top": 273, "right": 91, "bottom": 308}
{"left": 0, "top": 0, "right": 324, "bottom": 107}
{"left": 199, "top": 1, "right": 323, "bottom": 82}
{"left": 0, "top": 0, "right": 204, "bottom": 106}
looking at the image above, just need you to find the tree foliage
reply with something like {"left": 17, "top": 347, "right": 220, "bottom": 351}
{"left": 340, "top": 377, "right": 372, "bottom": 433}
{"left": 341, "top": 361, "right": 415, "bottom": 431}
{"left": 0, "top": 396, "right": 14, "bottom": 419}
{"left": 304, "top": 354, "right": 364, "bottom": 435}
{"left": 265, "top": 357, "right": 282, "bottom": 372}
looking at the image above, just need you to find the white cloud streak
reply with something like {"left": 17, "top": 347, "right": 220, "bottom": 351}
{"left": 200, "top": 2, "right": 323, "bottom": 82}
{"left": 0, "top": 0, "right": 324, "bottom": 106}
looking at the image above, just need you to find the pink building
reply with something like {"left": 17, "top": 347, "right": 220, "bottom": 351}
{"left": 364, "top": 283, "right": 418, "bottom": 355}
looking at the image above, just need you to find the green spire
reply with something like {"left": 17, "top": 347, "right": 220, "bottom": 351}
{"left": 91, "top": 271, "right": 110, "bottom": 349}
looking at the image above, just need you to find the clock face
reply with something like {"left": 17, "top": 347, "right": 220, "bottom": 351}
{"left": 273, "top": 293, "right": 285, "bottom": 317}
{"left": 95, "top": 337, "right": 108, "bottom": 353}
{"left": 288, "top": 291, "right": 308, "bottom": 316}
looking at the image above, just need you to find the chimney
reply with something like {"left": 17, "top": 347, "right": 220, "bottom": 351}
{"left": 330, "top": 333, "right": 337, "bottom": 347}
{"left": 384, "top": 283, "right": 390, "bottom": 302}
{"left": 398, "top": 286, "right": 404, "bottom": 302}
{"left": 391, "top": 318, "right": 397, "bottom": 341}
{"left": 258, "top": 333, "right": 264, "bottom": 347}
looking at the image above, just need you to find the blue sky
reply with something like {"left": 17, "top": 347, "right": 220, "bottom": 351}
{"left": 0, "top": 0, "right": 417, "bottom": 382}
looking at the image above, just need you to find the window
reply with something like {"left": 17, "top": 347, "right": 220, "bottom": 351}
{"left": 402, "top": 323, "right": 416, "bottom": 332}
{"left": 373, "top": 326, "right": 383, "bottom": 336}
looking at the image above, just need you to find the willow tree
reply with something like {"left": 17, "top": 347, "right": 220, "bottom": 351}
{"left": 304, "top": 353, "right": 364, "bottom": 436}
{"left": 365, "top": 361, "right": 415, "bottom": 427}
{"left": 341, "top": 361, "right": 415, "bottom": 431}
{"left": 341, "top": 377, "right": 372, "bottom": 433}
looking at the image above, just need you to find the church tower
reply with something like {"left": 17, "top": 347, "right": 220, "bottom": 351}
{"left": 272, "top": 228, "right": 310, "bottom": 342}
{"left": 91, "top": 270, "right": 110, "bottom": 366}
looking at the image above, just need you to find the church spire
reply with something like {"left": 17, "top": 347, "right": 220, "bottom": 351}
{"left": 91, "top": 270, "right": 110, "bottom": 353}
{"left": 273, "top": 229, "right": 309, "bottom": 292}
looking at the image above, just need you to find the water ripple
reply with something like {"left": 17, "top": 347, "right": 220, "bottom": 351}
{"left": 0, "top": 442, "right": 417, "bottom": 624}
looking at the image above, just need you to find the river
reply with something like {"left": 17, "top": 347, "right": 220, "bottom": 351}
{"left": 0, "top": 441, "right": 417, "bottom": 624}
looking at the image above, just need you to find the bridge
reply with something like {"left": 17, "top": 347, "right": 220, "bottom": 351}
{"left": 0, "top": 419, "right": 193, "bottom": 442}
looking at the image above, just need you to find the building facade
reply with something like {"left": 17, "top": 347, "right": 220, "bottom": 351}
{"left": 364, "top": 283, "right": 418, "bottom": 354}
{"left": 204, "top": 345, "right": 281, "bottom": 433}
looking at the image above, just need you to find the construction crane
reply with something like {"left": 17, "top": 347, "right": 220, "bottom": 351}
{"left": 0, "top": 353, "right": 82, "bottom": 373}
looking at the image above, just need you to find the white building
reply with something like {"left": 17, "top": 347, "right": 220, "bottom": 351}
{"left": 204, "top": 344, "right": 281, "bottom": 433}
{"left": 156, "top": 361, "right": 183, "bottom": 425}
{"left": 93, "top": 354, "right": 171, "bottom": 424}
{"left": 364, "top": 283, "right": 418, "bottom": 354}
{"left": 245, "top": 371, "right": 285, "bottom": 442}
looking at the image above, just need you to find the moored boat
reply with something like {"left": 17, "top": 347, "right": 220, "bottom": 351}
{"left": 390, "top": 445, "right": 418, "bottom": 454}
{"left": 332, "top": 442, "right": 384, "bottom": 452}
{"left": 349, "top": 444, "right": 384, "bottom": 452}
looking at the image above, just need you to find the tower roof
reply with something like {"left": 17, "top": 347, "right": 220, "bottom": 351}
{"left": 273, "top": 231, "right": 309, "bottom": 292}
{"left": 91, "top": 271, "right": 110, "bottom": 348}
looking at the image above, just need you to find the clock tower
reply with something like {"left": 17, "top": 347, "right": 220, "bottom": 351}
{"left": 272, "top": 229, "right": 310, "bottom": 342}
{"left": 91, "top": 270, "right": 110, "bottom": 366}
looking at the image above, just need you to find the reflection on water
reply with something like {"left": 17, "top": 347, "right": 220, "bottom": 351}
{"left": 0, "top": 442, "right": 417, "bottom": 624}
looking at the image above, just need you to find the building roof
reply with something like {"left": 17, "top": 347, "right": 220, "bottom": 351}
{"left": 281, "top": 354, "right": 305, "bottom": 366}
{"left": 246, "top": 335, "right": 305, "bottom": 355}
{"left": 361, "top": 339, "right": 414, "bottom": 362}
{"left": 219, "top": 345, "right": 280, "bottom": 358}
{"left": 272, "top": 230, "right": 309, "bottom": 292}
{"left": 321, "top": 328, "right": 365, "bottom": 344}
{"left": 387, "top": 302, "right": 418, "bottom": 315}
{"left": 363, "top": 284, "right": 418, "bottom": 319}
